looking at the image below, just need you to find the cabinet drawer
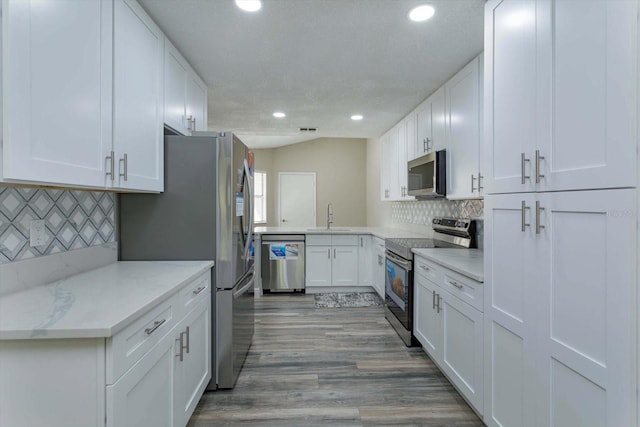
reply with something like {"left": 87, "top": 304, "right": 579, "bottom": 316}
{"left": 442, "top": 271, "right": 483, "bottom": 312}
{"left": 106, "top": 293, "right": 178, "bottom": 384}
{"left": 179, "top": 271, "right": 211, "bottom": 315}
{"left": 414, "top": 257, "right": 443, "bottom": 284}
{"left": 331, "top": 235, "right": 358, "bottom": 246}
{"left": 306, "top": 234, "right": 332, "bottom": 246}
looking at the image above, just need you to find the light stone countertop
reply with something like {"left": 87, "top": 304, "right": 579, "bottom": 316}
{"left": 0, "top": 261, "right": 214, "bottom": 340}
{"left": 411, "top": 248, "right": 484, "bottom": 282}
{"left": 254, "top": 226, "right": 431, "bottom": 240}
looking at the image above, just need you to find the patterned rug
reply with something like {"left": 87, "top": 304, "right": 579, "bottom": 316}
{"left": 314, "top": 292, "right": 384, "bottom": 308}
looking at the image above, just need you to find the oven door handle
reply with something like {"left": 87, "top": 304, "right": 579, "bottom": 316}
{"left": 385, "top": 250, "right": 412, "bottom": 271}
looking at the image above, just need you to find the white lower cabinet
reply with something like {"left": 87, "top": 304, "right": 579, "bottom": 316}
{"left": 0, "top": 270, "right": 212, "bottom": 427}
{"left": 106, "top": 330, "right": 175, "bottom": 427}
{"left": 305, "top": 234, "right": 359, "bottom": 288}
{"left": 108, "top": 296, "right": 211, "bottom": 427}
{"left": 413, "top": 258, "right": 483, "bottom": 415}
{"left": 357, "top": 235, "right": 372, "bottom": 286}
{"left": 371, "top": 237, "right": 385, "bottom": 299}
{"left": 484, "top": 189, "right": 636, "bottom": 427}
{"left": 305, "top": 245, "right": 333, "bottom": 287}
{"left": 173, "top": 298, "right": 212, "bottom": 427}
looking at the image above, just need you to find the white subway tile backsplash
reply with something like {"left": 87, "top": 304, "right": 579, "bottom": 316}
{"left": 0, "top": 187, "right": 115, "bottom": 264}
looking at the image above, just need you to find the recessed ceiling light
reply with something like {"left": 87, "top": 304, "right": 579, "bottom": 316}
{"left": 351, "top": 115, "right": 364, "bottom": 121}
{"left": 273, "top": 111, "right": 286, "bottom": 118}
{"left": 408, "top": 5, "right": 435, "bottom": 22}
{"left": 235, "top": 0, "right": 262, "bottom": 12}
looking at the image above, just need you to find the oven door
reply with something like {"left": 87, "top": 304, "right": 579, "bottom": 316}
{"left": 385, "top": 250, "right": 413, "bottom": 330}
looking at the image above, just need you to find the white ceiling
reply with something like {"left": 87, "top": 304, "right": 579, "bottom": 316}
{"left": 139, "top": 0, "right": 485, "bottom": 148}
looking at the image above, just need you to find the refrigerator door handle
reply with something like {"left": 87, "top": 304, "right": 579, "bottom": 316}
{"left": 233, "top": 272, "right": 255, "bottom": 299}
{"left": 242, "top": 158, "right": 254, "bottom": 265}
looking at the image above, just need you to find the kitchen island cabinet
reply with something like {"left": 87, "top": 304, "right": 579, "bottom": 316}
{"left": 0, "top": 261, "right": 213, "bottom": 427}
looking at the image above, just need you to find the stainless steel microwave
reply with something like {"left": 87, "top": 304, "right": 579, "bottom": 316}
{"left": 407, "top": 150, "right": 446, "bottom": 198}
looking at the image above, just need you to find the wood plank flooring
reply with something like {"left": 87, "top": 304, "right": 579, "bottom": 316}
{"left": 188, "top": 294, "right": 483, "bottom": 427}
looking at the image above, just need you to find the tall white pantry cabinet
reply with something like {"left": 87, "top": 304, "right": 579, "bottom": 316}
{"left": 483, "top": 1, "right": 638, "bottom": 427}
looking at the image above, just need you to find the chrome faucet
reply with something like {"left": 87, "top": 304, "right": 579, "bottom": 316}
{"left": 327, "top": 203, "right": 334, "bottom": 230}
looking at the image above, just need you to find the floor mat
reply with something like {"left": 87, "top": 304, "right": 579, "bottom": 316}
{"left": 314, "top": 292, "right": 383, "bottom": 308}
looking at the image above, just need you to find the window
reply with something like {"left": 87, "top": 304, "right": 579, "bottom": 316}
{"left": 254, "top": 171, "right": 267, "bottom": 224}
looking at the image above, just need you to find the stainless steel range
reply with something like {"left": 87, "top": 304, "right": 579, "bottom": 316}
{"left": 384, "top": 218, "right": 476, "bottom": 346}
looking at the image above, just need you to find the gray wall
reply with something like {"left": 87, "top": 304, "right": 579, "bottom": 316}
{"left": 253, "top": 137, "right": 367, "bottom": 227}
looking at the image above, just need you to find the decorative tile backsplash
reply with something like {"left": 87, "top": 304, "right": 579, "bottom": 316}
{"left": 392, "top": 199, "right": 484, "bottom": 247}
{"left": 0, "top": 187, "right": 115, "bottom": 264}
{"left": 391, "top": 199, "right": 483, "bottom": 224}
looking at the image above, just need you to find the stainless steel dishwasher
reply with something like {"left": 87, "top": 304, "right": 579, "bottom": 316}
{"left": 261, "top": 234, "right": 305, "bottom": 292}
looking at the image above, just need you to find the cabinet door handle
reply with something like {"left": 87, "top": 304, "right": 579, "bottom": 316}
{"left": 187, "top": 115, "right": 194, "bottom": 132}
{"left": 119, "top": 153, "right": 128, "bottom": 182}
{"left": 333, "top": 248, "right": 336, "bottom": 259}
{"left": 535, "top": 201, "right": 545, "bottom": 234}
{"left": 193, "top": 286, "right": 206, "bottom": 295}
{"left": 185, "top": 326, "right": 190, "bottom": 354}
{"left": 178, "top": 331, "right": 185, "bottom": 362}
{"left": 436, "top": 294, "right": 442, "bottom": 313}
{"left": 192, "top": 117, "right": 197, "bottom": 132}
{"left": 450, "top": 280, "right": 463, "bottom": 290}
{"left": 328, "top": 248, "right": 331, "bottom": 259}
{"left": 145, "top": 319, "right": 166, "bottom": 335}
{"left": 360, "top": 237, "right": 363, "bottom": 247}
{"left": 521, "top": 200, "right": 530, "bottom": 232}
{"left": 521, "top": 153, "right": 530, "bottom": 184}
{"left": 471, "top": 174, "right": 477, "bottom": 192}
{"left": 535, "top": 150, "right": 545, "bottom": 183}
{"left": 420, "top": 265, "right": 430, "bottom": 272}
{"left": 432, "top": 290, "right": 436, "bottom": 309}
{"left": 105, "top": 151, "right": 115, "bottom": 181}
{"left": 478, "top": 173, "right": 484, "bottom": 192}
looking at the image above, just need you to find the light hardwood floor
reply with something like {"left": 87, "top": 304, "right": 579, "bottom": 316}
{"left": 188, "top": 293, "right": 483, "bottom": 427}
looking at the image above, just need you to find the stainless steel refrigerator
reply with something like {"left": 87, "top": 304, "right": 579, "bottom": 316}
{"left": 119, "top": 131, "right": 255, "bottom": 390}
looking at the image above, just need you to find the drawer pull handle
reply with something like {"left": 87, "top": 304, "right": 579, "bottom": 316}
{"left": 420, "top": 265, "right": 430, "bottom": 271}
{"left": 145, "top": 319, "right": 166, "bottom": 335}
{"left": 192, "top": 286, "right": 206, "bottom": 295}
{"left": 450, "top": 281, "right": 463, "bottom": 290}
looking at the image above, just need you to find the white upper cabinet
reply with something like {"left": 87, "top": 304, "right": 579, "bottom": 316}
{"left": 484, "top": 0, "right": 637, "bottom": 194}
{"left": 112, "top": 0, "right": 164, "bottom": 192}
{"left": 186, "top": 72, "right": 208, "bottom": 133}
{"left": 164, "top": 39, "right": 208, "bottom": 136}
{"left": 1, "top": 0, "right": 206, "bottom": 192}
{"left": 380, "top": 119, "right": 415, "bottom": 201}
{"left": 164, "top": 41, "right": 190, "bottom": 135}
{"left": 445, "top": 55, "right": 483, "bottom": 200}
{"left": 1, "top": 0, "right": 113, "bottom": 188}
{"left": 415, "top": 86, "right": 446, "bottom": 158}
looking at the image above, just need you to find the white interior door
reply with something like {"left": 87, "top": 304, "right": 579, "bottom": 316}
{"left": 278, "top": 172, "right": 316, "bottom": 227}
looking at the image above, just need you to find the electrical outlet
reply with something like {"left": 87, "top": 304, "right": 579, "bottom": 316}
{"left": 29, "top": 220, "right": 47, "bottom": 247}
